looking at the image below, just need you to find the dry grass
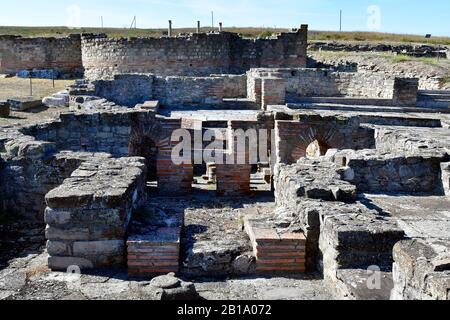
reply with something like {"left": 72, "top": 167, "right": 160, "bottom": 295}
{"left": 1, "top": 26, "right": 449, "bottom": 45}
{"left": 25, "top": 265, "right": 50, "bottom": 279}
{"left": 0, "top": 77, "right": 74, "bottom": 127}
{"left": 0, "top": 77, "right": 73, "bottom": 101}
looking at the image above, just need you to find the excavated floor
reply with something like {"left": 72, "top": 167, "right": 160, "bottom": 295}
{"left": 0, "top": 181, "right": 333, "bottom": 300}
{"left": 360, "top": 194, "right": 450, "bottom": 241}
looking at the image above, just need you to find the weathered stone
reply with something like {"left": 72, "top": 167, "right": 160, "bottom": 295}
{"left": 0, "top": 100, "right": 10, "bottom": 117}
{"left": 149, "top": 273, "right": 199, "bottom": 300}
{"left": 7, "top": 98, "right": 43, "bottom": 111}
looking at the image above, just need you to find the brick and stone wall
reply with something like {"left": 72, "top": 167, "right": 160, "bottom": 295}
{"left": 274, "top": 114, "right": 375, "bottom": 164}
{"left": 0, "top": 35, "right": 83, "bottom": 76}
{"left": 261, "top": 77, "right": 286, "bottom": 109}
{"left": 81, "top": 27, "right": 308, "bottom": 80}
{"left": 247, "top": 68, "right": 397, "bottom": 101}
{"left": 44, "top": 157, "right": 147, "bottom": 270}
{"left": 210, "top": 74, "right": 247, "bottom": 98}
{"left": 154, "top": 76, "right": 225, "bottom": 106}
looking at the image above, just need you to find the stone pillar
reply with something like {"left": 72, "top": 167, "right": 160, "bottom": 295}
{"left": 168, "top": 20, "right": 173, "bottom": 37}
{"left": 219, "top": 22, "right": 223, "bottom": 32}
{"left": 441, "top": 163, "right": 450, "bottom": 196}
{"left": 393, "top": 78, "right": 419, "bottom": 107}
{"left": 261, "top": 77, "right": 286, "bottom": 110}
{"left": 0, "top": 101, "right": 10, "bottom": 118}
{"left": 197, "top": 21, "right": 201, "bottom": 33}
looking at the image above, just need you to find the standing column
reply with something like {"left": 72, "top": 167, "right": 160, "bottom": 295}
{"left": 168, "top": 20, "right": 173, "bottom": 37}
{"left": 197, "top": 21, "right": 201, "bottom": 33}
{"left": 219, "top": 22, "right": 223, "bottom": 32}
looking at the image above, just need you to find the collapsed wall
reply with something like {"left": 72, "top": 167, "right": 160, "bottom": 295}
{"left": 0, "top": 35, "right": 83, "bottom": 77}
{"left": 81, "top": 26, "right": 308, "bottom": 80}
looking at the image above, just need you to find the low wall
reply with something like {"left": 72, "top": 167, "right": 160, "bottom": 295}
{"left": 274, "top": 158, "right": 405, "bottom": 275}
{"left": 392, "top": 239, "right": 450, "bottom": 300}
{"left": 247, "top": 68, "right": 396, "bottom": 100}
{"left": 0, "top": 35, "right": 83, "bottom": 76}
{"left": 93, "top": 74, "right": 153, "bottom": 107}
{"left": 154, "top": 76, "right": 225, "bottom": 106}
{"left": 336, "top": 149, "right": 448, "bottom": 195}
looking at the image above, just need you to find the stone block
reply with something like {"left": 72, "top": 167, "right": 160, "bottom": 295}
{"left": 73, "top": 240, "right": 124, "bottom": 256}
{"left": 7, "top": 98, "right": 43, "bottom": 111}
{"left": 48, "top": 256, "right": 94, "bottom": 271}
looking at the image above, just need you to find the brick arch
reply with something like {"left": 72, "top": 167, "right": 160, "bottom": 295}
{"left": 128, "top": 113, "right": 169, "bottom": 181}
{"left": 276, "top": 120, "right": 353, "bottom": 164}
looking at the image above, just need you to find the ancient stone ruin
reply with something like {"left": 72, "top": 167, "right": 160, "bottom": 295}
{"left": 1, "top": 24, "right": 449, "bottom": 300}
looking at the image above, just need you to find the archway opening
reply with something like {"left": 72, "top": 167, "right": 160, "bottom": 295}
{"left": 306, "top": 139, "right": 330, "bottom": 158}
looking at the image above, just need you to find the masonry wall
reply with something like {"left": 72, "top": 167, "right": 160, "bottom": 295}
{"left": 93, "top": 74, "right": 153, "bottom": 107}
{"left": 153, "top": 76, "right": 225, "bottom": 106}
{"left": 247, "top": 68, "right": 396, "bottom": 100}
{"left": 0, "top": 35, "right": 83, "bottom": 76}
{"left": 337, "top": 150, "right": 448, "bottom": 195}
{"left": 210, "top": 74, "right": 247, "bottom": 98}
{"left": 275, "top": 115, "right": 375, "bottom": 164}
{"left": 81, "top": 27, "right": 308, "bottom": 80}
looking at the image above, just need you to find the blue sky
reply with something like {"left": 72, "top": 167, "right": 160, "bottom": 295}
{"left": 1, "top": 0, "right": 449, "bottom": 36}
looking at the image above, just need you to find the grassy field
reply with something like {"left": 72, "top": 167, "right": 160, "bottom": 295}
{"left": 1, "top": 26, "right": 449, "bottom": 45}
{"left": 0, "top": 77, "right": 73, "bottom": 101}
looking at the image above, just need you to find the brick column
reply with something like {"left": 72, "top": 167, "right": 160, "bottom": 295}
{"left": 393, "top": 78, "right": 418, "bottom": 107}
{"left": 157, "top": 120, "right": 193, "bottom": 195}
{"left": 261, "top": 77, "right": 286, "bottom": 110}
{"left": 215, "top": 121, "right": 252, "bottom": 196}
{"left": 275, "top": 121, "right": 309, "bottom": 164}
{"left": 216, "top": 164, "right": 251, "bottom": 196}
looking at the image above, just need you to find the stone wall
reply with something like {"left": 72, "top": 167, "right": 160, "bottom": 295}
{"left": 337, "top": 149, "right": 448, "bottom": 195}
{"left": 0, "top": 35, "right": 83, "bottom": 76}
{"left": 93, "top": 74, "right": 153, "bottom": 107}
{"left": 45, "top": 157, "right": 147, "bottom": 270}
{"left": 247, "top": 68, "right": 397, "bottom": 100}
{"left": 391, "top": 239, "right": 450, "bottom": 300}
{"left": 81, "top": 27, "right": 308, "bottom": 80}
{"left": 308, "top": 41, "right": 448, "bottom": 58}
{"left": 273, "top": 158, "right": 405, "bottom": 276}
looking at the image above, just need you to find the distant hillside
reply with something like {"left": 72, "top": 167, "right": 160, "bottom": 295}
{"left": 0, "top": 26, "right": 449, "bottom": 45}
